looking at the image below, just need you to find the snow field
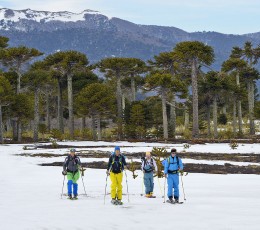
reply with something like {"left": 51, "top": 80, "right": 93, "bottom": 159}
{"left": 0, "top": 143, "right": 260, "bottom": 230}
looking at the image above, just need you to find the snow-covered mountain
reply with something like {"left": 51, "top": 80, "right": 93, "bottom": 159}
{"left": 0, "top": 8, "right": 108, "bottom": 30}
{"left": 0, "top": 8, "right": 259, "bottom": 70}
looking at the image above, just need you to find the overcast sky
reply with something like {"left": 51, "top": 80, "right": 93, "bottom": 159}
{"left": 0, "top": 0, "right": 259, "bottom": 34}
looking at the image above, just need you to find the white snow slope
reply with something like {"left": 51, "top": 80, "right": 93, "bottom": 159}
{"left": 0, "top": 142, "right": 260, "bottom": 230}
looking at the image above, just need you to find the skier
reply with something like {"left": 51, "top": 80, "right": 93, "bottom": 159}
{"left": 62, "top": 148, "right": 81, "bottom": 200}
{"left": 141, "top": 151, "right": 158, "bottom": 198}
{"left": 164, "top": 148, "right": 183, "bottom": 203}
{"left": 106, "top": 146, "right": 127, "bottom": 205}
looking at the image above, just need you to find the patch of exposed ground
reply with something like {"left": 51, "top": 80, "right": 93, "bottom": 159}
{"left": 39, "top": 161, "right": 260, "bottom": 175}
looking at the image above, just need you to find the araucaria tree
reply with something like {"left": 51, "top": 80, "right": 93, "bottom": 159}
{"left": 44, "top": 51, "right": 88, "bottom": 138}
{"left": 0, "top": 46, "right": 43, "bottom": 141}
{"left": 174, "top": 41, "right": 215, "bottom": 138}
{"left": 75, "top": 83, "right": 115, "bottom": 140}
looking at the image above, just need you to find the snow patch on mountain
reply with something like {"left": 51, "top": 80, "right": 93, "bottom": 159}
{"left": 0, "top": 8, "right": 109, "bottom": 30}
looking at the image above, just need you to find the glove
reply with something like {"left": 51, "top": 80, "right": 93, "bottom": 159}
{"left": 106, "top": 170, "right": 110, "bottom": 176}
{"left": 62, "top": 170, "right": 67, "bottom": 176}
{"left": 179, "top": 170, "right": 184, "bottom": 176}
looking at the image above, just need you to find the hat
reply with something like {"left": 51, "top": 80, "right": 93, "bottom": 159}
{"left": 70, "top": 148, "right": 76, "bottom": 153}
{"left": 114, "top": 146, "right": 120, "bottom": 151}
{"left": 146, "top": 151, "right": 151, "bottom": 156}
{"left": 170, "top": 148, "right": 177, "bottom": 153}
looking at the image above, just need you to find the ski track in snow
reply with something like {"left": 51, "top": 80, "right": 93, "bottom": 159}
{"left": 1, "top": 142, "right": 260, "bottom": 230}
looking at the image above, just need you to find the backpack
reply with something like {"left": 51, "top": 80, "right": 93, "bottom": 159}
{"left": 167, "top": 155, "right": 179, "bottom": 169}
{"left": 143, "top": 158, "right": 155, "bottom": 173}
{"left": 111, "top": 153, "right": 125, "bottom": 173}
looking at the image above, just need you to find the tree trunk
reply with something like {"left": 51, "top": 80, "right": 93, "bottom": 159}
{"left": 131, "top": 74, "right": 136, "bottom": 102}
{"left": 67, "top": 73, "right": 74, "bottom": 139}
{"left": 213, "top": 96, "right": 218, "bottom": 138}
{"left": 6, "top": 118, "right": 11, "bottom": 133}
{"left": 96, "top": 114, "right": 101, "bottom": 141}
{"left": 191, "top": 59, "right": 199, "bottom": 138}
{"left": 15, "top": 70, "right": 22, "bottom": 141}
{"left": 170, "top": 93, "right": 176, "bottom": 138}
{"left": 16, "top": 71, "right": 22, "bottom": 94}
{"left": 248, "top": 81, "right": 255, "bottom": 135}
{"left": 81, "top": 117, "right": 86, "bottom": 132}
{"left": 161, "top": 89, "right": 168, "bottom": 139}
{"left": 17, "top": 121, "right": 22, "bottom": 142}
{"left": 57, "top": 79, "right": 64, "bottom": 133}
{"left": 33, "top": 88, "right": 39, "bottom": 142}
{"left": 91, "top": 115, "right": 96, "bottom": 141}
{"left": 233, "top": 98, "right": 237, "bottom": 135}
{"left": 207, "top": 105, "right": 211, "bottom": 137}
{"left": 0, "top": 105, "right": 3, "bottom": 144}
{"left": 184, "top": 103, "right": 189, "bottom": 130}
{"left": 46, "top": 93, "right": 51, "bottom": 132}
{"left": 222, "top": 105, "right": 227, "bottom": 115}
{"left": 236, "top": 73, "right": 242, "bottom": 133}
{"left": 122, "top": 93, "right": 126, "bottom": 112}
{"left": 250, "top": 80, "right": 255, "bottom": 134}
{"left": 116, "top": 74, "right": 123, "bottom": 139}
{"left": 12, "top": 119, "right": 18, "bottom": 141}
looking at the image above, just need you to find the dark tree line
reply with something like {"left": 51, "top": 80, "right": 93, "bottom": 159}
{"left": 0, "top": 35, "right": 259, "bottom": 143}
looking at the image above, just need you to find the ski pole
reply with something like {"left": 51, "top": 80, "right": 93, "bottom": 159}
{"left": 61, "top": 175, "right": 65, "bottom": 199}
{"left": 181, "top": 174, "right": 186, "bottom": 201}
{"left": 104, "top": 173, "right": 109, "bottom": 204}
{"left": 163, "top": 175, "right": 166, "bottom": 203}
{"left": 81, "top": 176, "right": 87, "bottom": 196}
{"left": 141, "top": 172, "right": 144, "bottom": 196}
{"left": 157, "top": 176, "right": 163, "bottom": 198}
{"left": 124, "top": 170, "right": 130, "bottom": 203}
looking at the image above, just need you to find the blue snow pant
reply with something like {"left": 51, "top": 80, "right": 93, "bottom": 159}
{"left": 67, "top": 171, "right": 80, "bottom": 196}
{"left": 167, "top": 173, "right": 179, "bottom": 199}
{"left": 144, "top": 172, "right": 154, "bottom": 194}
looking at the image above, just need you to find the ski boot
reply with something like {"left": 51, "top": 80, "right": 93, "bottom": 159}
{"left": 68, "top": 194, "right": 73, "bottom": 200}
{"left": 167, "top": 196, "right": 174, "bottom": 203}
{"left": 73, "top": 195, "right": 78, "bottom": 200}
{"left": 111, "top": 198, "right": 117, "bottom": 205}
{"left": 149, "top": 192, "right": 156, "bottom": 198}
{"left": 116, "top": 199, "right": 123, "bottom": 205}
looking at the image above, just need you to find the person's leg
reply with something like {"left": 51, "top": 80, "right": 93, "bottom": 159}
{"left": 173, "top": 174, "right": 180, "bottom": 201}
{"left": 72, "top": 171, "right": 80, "bottom": 197}
{"left": 143, "top": 173, "right": 150, "bottom": 195}
{"left": 110, "top": 172, "right": 117, "bottom": 199}
{"left": 116, "top": 172, "right": 123, "bottom": 200}
{"left": 167, "top": 174, "right": 174, "bottom": 199}
{"left": 150, "top": 172, "right": 154, "bottom": 194}
{"left": 67, "top": 172, "right": 73, "bottom": 197}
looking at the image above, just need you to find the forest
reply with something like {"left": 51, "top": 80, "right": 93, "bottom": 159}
{"left": 0, "top": 35, "right": 260, "bottom": 143}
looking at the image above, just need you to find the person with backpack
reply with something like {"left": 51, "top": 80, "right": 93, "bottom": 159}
{"left": 141, "top": 151, "right": 158, "bottom": 198}
{"left": 106, "top": 146, "right": 127, "bottom": 205}
{"left": 163, "top": 148, "right": 183, "bottom": 203}
{"left": 62, "top": 148, "right": 81, "bottom": 200}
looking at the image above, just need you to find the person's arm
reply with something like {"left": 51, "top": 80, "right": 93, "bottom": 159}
{"left": 63, "top": 157, "right": 68, "bottom": 171}
{"left": 122, "top": 155, "right": 127, "bottom": 168}
{"left": 163, "top": 159, "right": 168, "bottom": 175}
{"left": 76, "top": 157, "right": 81, "bottom": 165}
{"left": 141, "top": 160, "right": 145, "bottom": 171}
{"left": 179, "top": 158, "right": 184, "bottom": 171}
{"left": 107, "top": 156, "right": 112, "bottom": 171}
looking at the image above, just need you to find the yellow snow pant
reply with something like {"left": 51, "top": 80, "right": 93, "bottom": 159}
{"left": 110, "top": 172, "right": 123, "bottom": 200}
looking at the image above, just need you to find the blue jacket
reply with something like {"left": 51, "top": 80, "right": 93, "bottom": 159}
{"left": 163, "top": 155, "right": 183, "bottom": 174}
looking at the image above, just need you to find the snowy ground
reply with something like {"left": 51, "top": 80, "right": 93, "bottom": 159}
{"left": 1, "top": 142, "right": 260, "bottom": 230}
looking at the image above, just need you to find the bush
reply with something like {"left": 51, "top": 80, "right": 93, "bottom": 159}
{"left": 50, "top": 129, "right": 63, "bottom": 140}
{"left": 218, "top": 114, "right": 228, "bottom": 125}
